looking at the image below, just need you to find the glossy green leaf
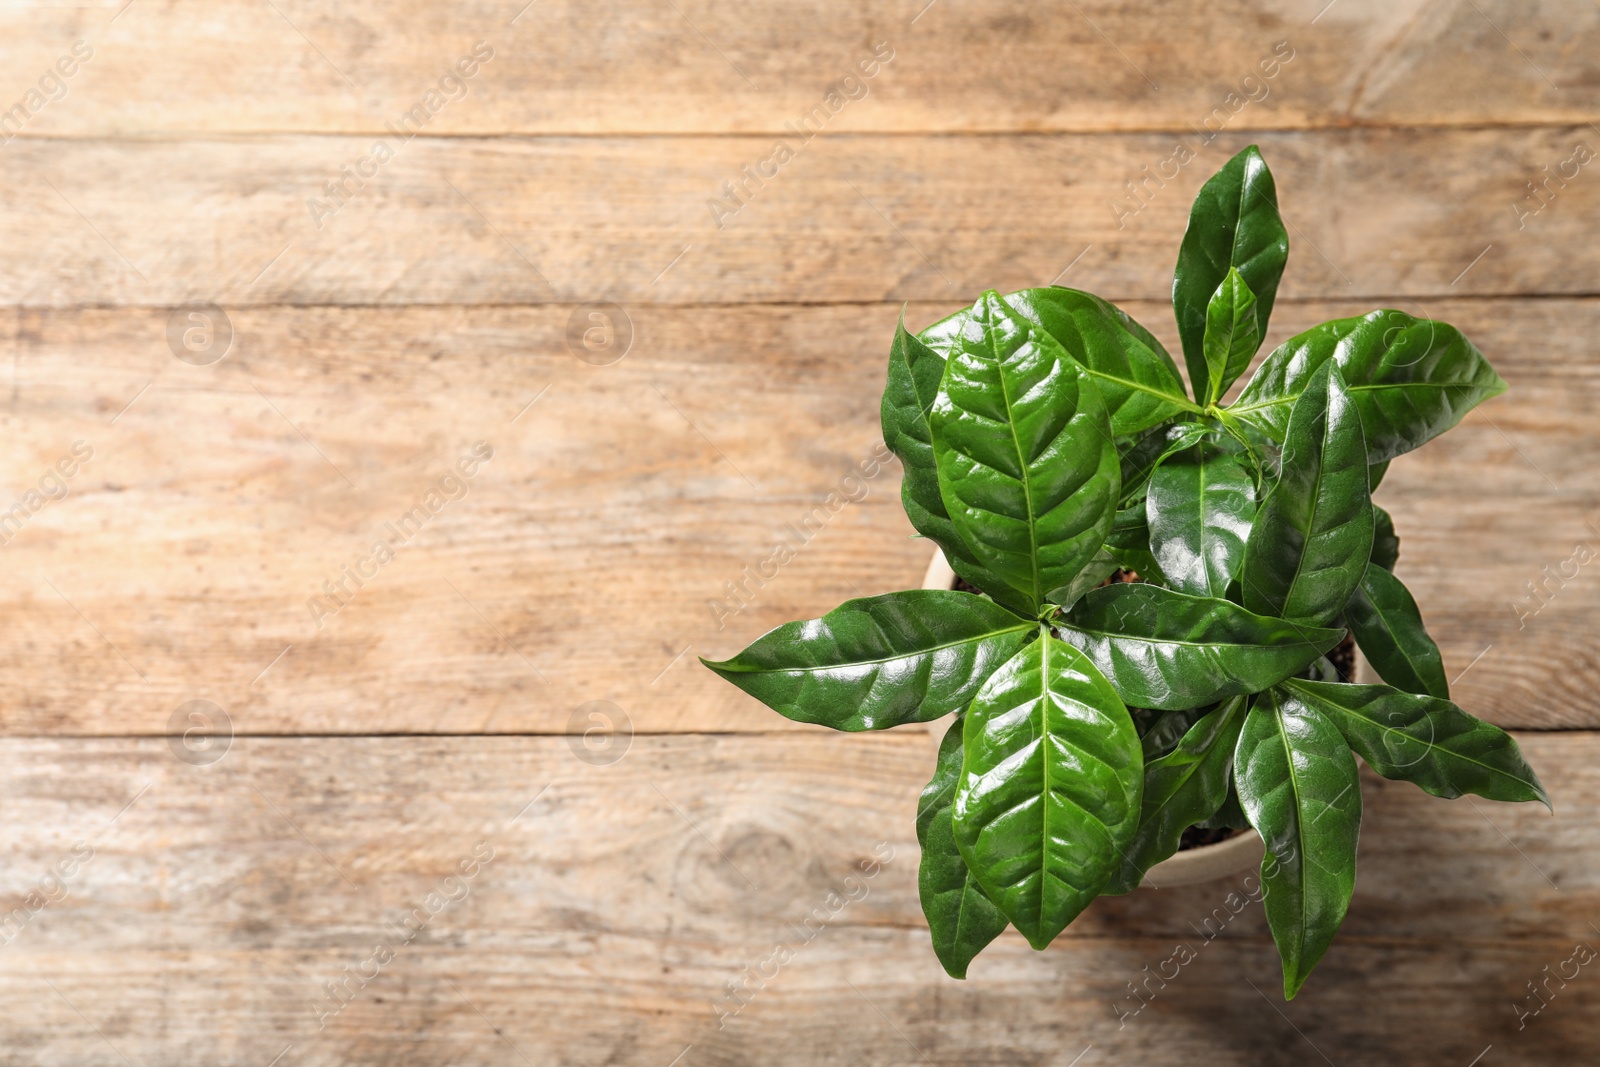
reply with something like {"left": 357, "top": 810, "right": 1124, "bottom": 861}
{"left": 952, "top": 635, "right": 1142, "bottom": 949}
{"left": 1117, "top": 425, "right": 1170, "bottom": 508}
{"left": 1236, "top": 690, "right": 1362, "bottom": 1000}
{"left": 883, "top": 315, "right": 1032, "bottom": 615}
{"left": 1136, "top": 706, "right": 1208, "bottom": 762}
{"left": 1278, "top": 678, "right": 1549, "bottom": 807}
{"left": 1371, "top": 505, "right": 1399, "bottom": 571}
{"left": 1199, "top": 781, "right": 1251, "bottom": 830}
{"left": 1059, "top": 583, "right": 1343, "bottom": 710}
{"left": 1114, "top": 424, "right": 1219, "bottom": 566}
{"left": 921, "top": 288, "right": 1195, "bottom": 436}
{"left": 1215, "top": 408, "right": 1277, "bottom": 488}
{"left": 917, "top": 715, "right": 1010, "bottom": 978}
{"left": 1147, "top": 450, "right": 1257, "bottom": 597}
{"left": 1202, "top": 268, "right": 1260, "bottom": 405}
{"left": 1241, "top": 362, "right": 1374, "bottom": 625}
{"left": 1107, "top": 696, "right": 1248, "bottom": 894}
{"left": 1345, "top": 564, "right": 1448, "bottom": 697}
{"left": 1056, "top": 550, "right": 1121, "bottom": 610}
{"left": 1105, "top": 505, "right": 1160, "bottom": 579}
{"left": 1119, "top": 421, "right": 1210, "bottom": 508}
{"left": 1306, "top": 653, "right": 1345, "bottom": 684}
{"left": 996, "top": 288, "right": 1194, "bottom": 434}
{"left": 1173, "top": 146, "right": 1289, "bottom": 400}
{"left": 1368, "top": 459, "right": 1390, "bottom": 492}
{"left": 1230, "top": 310, "right": 1508, "bottom": 463}
{"left": 930, "top": 290, "right": 1121, "bottom": 608}
{"left": 701, "top": 590, "right": 1032, "bottom": 731}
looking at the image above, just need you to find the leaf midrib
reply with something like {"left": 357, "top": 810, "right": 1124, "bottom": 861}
{"left": 712, "top": 623, "right": 1033, "bottom": 675}
{"left": 932, "top": 747, "right": 995, "bottom": 963}
{"left": 1061, "top": 619, "right": 1318, "bottom": 654}
{"left": 990, "top": 315, "right": 1043, "bottom": 604}
{"left": 951, "top": 876, "right": 988, "bottom": 958}
{"left": 1036, "top": 637, "right": 1056, "bottom": 933}
{"left": 1359, "top": 574, "right": 1441, "bottom": 695}
{"left": 1231, "top": 377, "right": 1486, "bottom": 419}
{"left": 1203, "top": 276, "right": 1246, "bottom": 406}
{"left": 1086, "top": 365, "right": 1198, "bottom": 414}
{"left": 1136, "top": 700, "right": 1239, "bottom": 856}
{"left": 1197, "top": 459, "right": 1217, "bottom": 596}
{"left": 1283, "top": 680, "right": 1535, "bottom": 795}
{"left": 1278, "top": 386, "right": 1334, "bottom": 619}
{"left": 1271, "top": 697, "right": 1314, "bottom": 982}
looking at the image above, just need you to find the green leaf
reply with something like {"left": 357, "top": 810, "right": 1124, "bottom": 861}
{"left": 1137, "top": 706, "right": 1208, "bottom": 761}
{"left": 1117, "top": 425, "right": 1171, "bottom": 508}
{"left": 1056, "top": 550, "right": 1120, "bottom": 610}
{"left": 1230, "top": 310, "right": 1508, "bottom": 463}
{"left": 701, "top": 590, "right": 1032, "bottom": 731}
{"left": 917, "top": 715, "right": 1010, "bottom": 978}
{"left": 1236, "top": 689, "right": 1362, "bottom": 1000}
{"left": 952, "top": 635, "right": 1142, "bottom": 949}
{"left": 916, "top": 303, "right": 968, "bottom": 355}
{"left": 1344, "top": 564, "right": 1448, "bottom": 697}
{"left": 1147, "top": 450, "right": 1257, "bottom": 597}
{"left": 996, "top": 288, "right": 1195, "bottom": 434}
{"left": 1119, "top": 421, "right": 1210, "bottom": 508}
{"left": 1214, "top": 407, "right": 1277, "bottom": 489}
{"left": 1241, "top": 361, "right": 1374, "bottom": 625}
{"left": 1199, "top": 782, "right": 1252, "bottom": 830}
{"left": 1105, "top": 505, "right": 1160, "bottom": 579}
{"left": 1059, "top": 583, "right": 1344, "bottom": 710}
{"left": 882, "top": 314, "right": 1032, "bottom": 615}
{"left": 1278, "top": 678, "right": 1549, "bottom": 808}
{"left": 1173, "top": 146, "right": 1289, "bottom": 400}
{"left": 1106, "top": 696, "right": 1248, "bottom": 894}
{"left": 1306, "top": 654, "right": 1345, "bottom": 684}
{"left": 1371, "top": 505, "right": 1399, "bottom": 570}
{"left": 920, "top": 288, "right": 1196, "bottom": 436}
{"left": 1202, "top": 268, "right": 1260, "bottom": 405}
{"left": 1368, "top": 459, "right": 1390, "bottom": 492}
{"left": 930, "top": 290, "right": 1121, "bottom": 609}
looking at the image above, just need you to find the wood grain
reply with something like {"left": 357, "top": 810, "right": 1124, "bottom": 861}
{"left": 2, "top": 295, "right": 1594, "bottom": 734}
{"left": 1, "top": 1, "right": 1595, "bottom": 135}
{"left": 6, "top": 3, "right": 1598, "bottom": 1059}
{"left": 0, "top": 732, "right": 1583, "bottom": 1065}
{"left": 4, "top": 125, "right": 1597, "bottom": 308}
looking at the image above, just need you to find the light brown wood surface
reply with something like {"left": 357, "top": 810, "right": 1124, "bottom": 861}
{"left": 2, "top": 0, "right": 1597, "bottom": 1063}
{"left": 4, "top": 126, "right": 1597, "bottom": 307}
{"left": 2, "top": 0, "right": 1596, "bottom": 134}
{"left": 0, "top": 733, "right": 1586, "bottom": 1065}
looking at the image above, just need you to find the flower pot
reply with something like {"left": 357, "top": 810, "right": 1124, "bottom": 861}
{"left": 920, "top": 547, "right": 1266, "bottom": 889}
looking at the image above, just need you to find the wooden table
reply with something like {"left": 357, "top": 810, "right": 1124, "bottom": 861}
{"left": 1, "top": 2, "right": 1596, "bottom": 1063}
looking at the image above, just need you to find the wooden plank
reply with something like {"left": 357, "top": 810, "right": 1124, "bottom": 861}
{"left": 8, "top": 6, "right": 1594, "bottom": 1066}
{"left": 3, "top": 1, "right": 1596, "bottom": 135}
{"left": 0, "top": 303, "right": 912, "bottom": 736}
{"left": 0, "top": 732, "right": 1586, "bottom": 1063}
{"left": 2, "top": 295, "right": 1595, "bottom": 734}
{"left": 5, "top": 126, "right": 1597, "bottom": 308}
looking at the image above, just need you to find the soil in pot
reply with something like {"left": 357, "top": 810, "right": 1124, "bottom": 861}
{"left": 1179, "top": 826, "right": 1242, "bottom": 850}
{"left": 1325, "top": 628, "right": 1356, "bottom": 682}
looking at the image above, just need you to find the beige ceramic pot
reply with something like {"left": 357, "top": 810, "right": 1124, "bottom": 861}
{"left": 920, "top": 548, "right": 1266, "bottom": 889}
